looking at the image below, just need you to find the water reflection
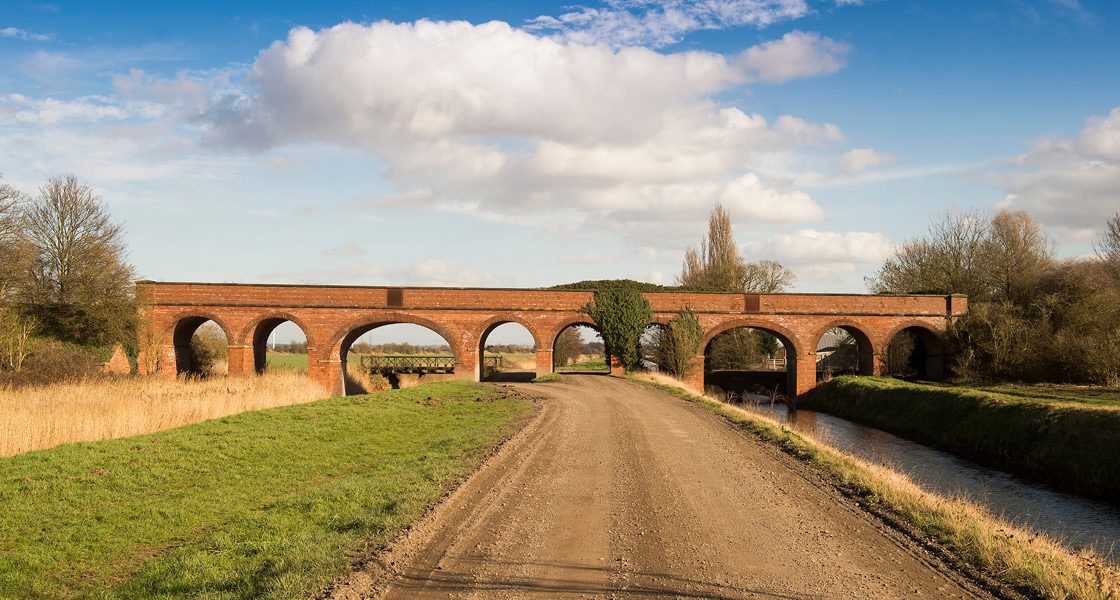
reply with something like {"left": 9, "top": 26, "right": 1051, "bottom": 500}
{"left": 741, "top": 398, "right": 1120, "bottom": 562}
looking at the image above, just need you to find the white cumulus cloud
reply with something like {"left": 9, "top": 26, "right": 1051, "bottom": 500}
{"left": 992, "top": 106, "right": 1120, "bottom": 237}
{"left": 737, "top": 30, "right": 850, "bottom": 83}
{"left": 166, "top": 19, "right": 842, "bottom": 238}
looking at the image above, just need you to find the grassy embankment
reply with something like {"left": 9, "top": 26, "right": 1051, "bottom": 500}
{"left": 0, "top": 380, "right": 532, "bottom": 599}
{"left": 626, "top": 371, "right": 1119, "bottom": 600}
{"left": 806, "top": 376, "right": 1120, "bottom": 502}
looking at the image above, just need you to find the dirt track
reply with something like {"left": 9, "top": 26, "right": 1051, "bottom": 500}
{"left": 330, "top": 375, "right": 992, "bottom": 599}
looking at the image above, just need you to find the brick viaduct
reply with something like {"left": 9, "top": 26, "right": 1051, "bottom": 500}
{"left": 136, "top": 281, "right": 967, "bottom": 397}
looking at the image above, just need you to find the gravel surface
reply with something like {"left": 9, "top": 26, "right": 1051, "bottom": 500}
{"left": 326, "top": 375, "right": 994, "bottom": 600}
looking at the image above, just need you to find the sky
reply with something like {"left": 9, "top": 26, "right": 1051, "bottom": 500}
{"left": 2, "top": 0, "right": 1119, "bottom": 313}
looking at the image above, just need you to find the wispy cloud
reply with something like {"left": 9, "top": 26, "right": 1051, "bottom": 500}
{"left": 526, "top": 0, "right": 813, "bottom": 48}
{"left": 0, "top": 26, "right": 53, "bottom": 42}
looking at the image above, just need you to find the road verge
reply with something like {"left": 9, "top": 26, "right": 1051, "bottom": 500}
{"left": 625, "top": 372, "right": 1118, "bottom": 600}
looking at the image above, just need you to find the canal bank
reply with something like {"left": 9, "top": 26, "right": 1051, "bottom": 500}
{"left": 805, "top": 376, "right": 1120, "bottom": 504}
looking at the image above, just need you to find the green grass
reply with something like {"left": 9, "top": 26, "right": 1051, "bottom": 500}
{"left": 556, "top": 357, "right": 608, "bottom": 371}
{"left": 0, "top": 380, "right": 533, "bottom": 599}
{"left": 531, "top": 373, "right": 563, "bottom": 383}
{"left": 265, "top": 353, "right": 308, "bottom": 371}
{"left": 807, "top": 376, "right": 1120, "bottom": 502}
{"left": 924, "top": 380, "right": 1120, "bottom": 407}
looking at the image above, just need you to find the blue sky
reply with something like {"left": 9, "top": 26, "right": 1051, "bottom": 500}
{"left": 2, "top": 0, "right": 1119, "bottom": 308}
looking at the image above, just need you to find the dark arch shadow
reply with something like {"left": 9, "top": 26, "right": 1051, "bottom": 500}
{"left": 168, "top": 315, "right": 231, "bottom": 376}
{"left": 885, "top": 324, "right": 945, "bottom": 379}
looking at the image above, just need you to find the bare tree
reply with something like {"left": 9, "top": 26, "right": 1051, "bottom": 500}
{"left": 678, "top": 203, "right": 746, "bottom": 290}
{"left": 0, "top": 179, "right": 29, "bottom": 298}
{"left": 1095, "top": 212, "right": 1120, "bottom": 265}
{"left": 553, "top": 327, "right": 583, "bottom": 367}
{"left": 742, "top": 259, "right": 795, "bottom": 293}
{"left": 866, "top": 209, "right": 989, "bottom": 299}
{"left": 678, "top": 203, "right": 795, "bottom": 292}
{"left": 983, "top": 209, "right": 1055, "bottom": 305}
{"left": 17, "top": 174, "right": 136, "bottom": 346}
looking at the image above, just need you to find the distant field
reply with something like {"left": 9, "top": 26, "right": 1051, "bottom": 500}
{"left": 266, "top": 353, "right": 308, "bottom": 371}
{"left": 0, "top": 381, "right": 532, "bottom": 599}
{"left": 557, "top": 357, "right": 609, "bottom": 371}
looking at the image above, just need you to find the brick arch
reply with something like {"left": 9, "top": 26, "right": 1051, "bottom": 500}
{"left": 882, "top": 320, "right": 948, "bottom": 379}
{"left": 238, "top": 313, "right": 315, "bottom": 348}
{"left": 809, "top": 319, "right": 874, "bottom": 350}
{"left": 326, "top": 313, "right": 463, "bottom": 359}
{"left": 239, "top": 313, "right": 315, "bottom": 375}
{"left": 882, "top": 320, "right": 945, "bottom": 351}
{"left": 542, "top": 315, "right": 601, "bottom": 351}
{"left": 810, "top": 319, "right": 877, "bottom": 376}
{"left": 160, "top": 311, "right": 235, "bottom": 376}
{"left": 701, "top": 318, "right": 803, "bottom": 358}
{"left": 162, "top": 310, "right": 235, "bottom": 344}
{"left": 471, "top": 314, "right": 542, "bottom": 351}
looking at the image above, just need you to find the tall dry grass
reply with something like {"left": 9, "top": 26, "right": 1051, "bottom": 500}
{"left": 0, "top": 371, "right": 327, "bottom": 457}
{"left": 628, "top": 371, "right": 1119, "bottom": 600}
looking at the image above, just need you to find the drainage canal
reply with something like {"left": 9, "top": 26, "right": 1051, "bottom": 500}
{"left": 739, "top": 400, "right": 1120, "bottom": 562}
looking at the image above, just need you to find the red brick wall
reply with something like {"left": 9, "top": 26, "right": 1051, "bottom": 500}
{"left": 136, "top": 281, "right": 964, "bottom": 397}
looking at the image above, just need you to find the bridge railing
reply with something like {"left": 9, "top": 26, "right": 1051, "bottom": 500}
{"left": 357, "top": 355, "right": 505, "bottom": 376}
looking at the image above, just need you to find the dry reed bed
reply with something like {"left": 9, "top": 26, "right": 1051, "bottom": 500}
{"left": 0, "top": 372, "right": 327, "bottom": 457}
{"left": 630, "top": 371, "right": 1119, "bottom": 600}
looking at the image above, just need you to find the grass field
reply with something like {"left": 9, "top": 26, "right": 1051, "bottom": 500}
{"left": 265, "top": 353, "right": 308, "bottom": 371}
{"left": 556, "top": 357, "right": 608, "bottom": 371}
{"left": 0, "top": 380, "right": 533, "bottom": 599}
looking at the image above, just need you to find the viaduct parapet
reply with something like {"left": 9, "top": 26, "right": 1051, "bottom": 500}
{"left": 136, "top": 281, "right": 967, "bottom": 397}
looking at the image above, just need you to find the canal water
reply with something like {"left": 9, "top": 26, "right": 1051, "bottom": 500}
{"left": 740, "top": 399, "right": 1120, "bottom": 562}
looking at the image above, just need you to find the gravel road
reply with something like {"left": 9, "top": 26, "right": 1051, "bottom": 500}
{"left": 329, "top": 375, "right": 993, "bottom": 600}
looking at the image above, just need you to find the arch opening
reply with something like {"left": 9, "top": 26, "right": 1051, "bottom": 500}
{"left": 887, "top": 326, "right": 945, "bottom": 379}
{"left": 553, "top": 324, "right": 607, "bottom": 372}
{"left": 252, "top": 319, "right": 309, "bottom": 374}
{"left": 479, "top": 321, "right": 536, "bottom": 382}
{"left": 640, "top": 322, "right": 673, "bottom": 373}
{"left": 171, "top": 318, "right": 228, "bottom": 378}
{"left": 341, "top": 322, "right": 455, "bottom": 395}
{"left": 704, "top": 326, "right": 792, "bottom": 401}
{"left": 815, "top": 326, "right": 873, "bottom": 379}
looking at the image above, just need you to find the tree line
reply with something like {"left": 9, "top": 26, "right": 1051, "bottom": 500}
{"left": 868, "top": 209, "right": 1120, "bottom": 385}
